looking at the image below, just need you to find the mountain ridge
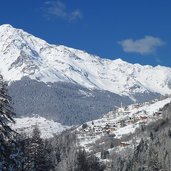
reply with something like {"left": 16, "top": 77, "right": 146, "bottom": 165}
{"left": 0, "top": 24, "right": 170, "bottom": 125}
{"left": 0, "top": 24, "right": 171, "bottom": 98}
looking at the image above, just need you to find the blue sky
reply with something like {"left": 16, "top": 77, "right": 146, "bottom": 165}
{"left": 0, "top": 0, "right": 171, "bottom": 67}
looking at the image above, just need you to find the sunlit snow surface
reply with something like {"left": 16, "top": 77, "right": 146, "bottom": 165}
{"left": 10, "top": 116, "right": 70, "bottom": 139}
{"left": 0, "top": 24, "right": 171, "bottom": 97}
{"left": 76, "top": 97, "right": 171, "bottom": 151}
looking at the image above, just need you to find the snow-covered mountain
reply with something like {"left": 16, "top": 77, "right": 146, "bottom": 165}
{"left": 9, "top": 115, "right": 70, "bottom": 139}
{"left": 0, "top": 24, "right": 171, "bottom": 97}
{"left": 0, "top": 24, "right": 171, "bottom": 125}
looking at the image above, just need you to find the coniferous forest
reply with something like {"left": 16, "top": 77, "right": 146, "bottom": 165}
{"left": 0, "top": 75, "right": 105, "bottom": 171}
{"left": 1, "top": 73, "right": 171, "bottom": 171}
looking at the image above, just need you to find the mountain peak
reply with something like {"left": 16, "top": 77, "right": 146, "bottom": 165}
{"left": 0, "top": 24, "right": 171, "bottom": 97}
{"left": 0, "top": 24, "right": 14, "bottom": 29}
{"left": 0, "top": 24, "right": 17, "bottom": 34}
{"left": 113, "top": 58, "right": 127, "bottom": 64}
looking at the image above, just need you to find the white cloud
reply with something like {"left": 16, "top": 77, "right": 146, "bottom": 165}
{"left": 70, "top": 10, "right": 82, "bottom": 21}
{"left": 44, "top": 1, "right": 82, "bottom": 21}
{"left": 118, "top": 36, "right": 164, "bottom": 54}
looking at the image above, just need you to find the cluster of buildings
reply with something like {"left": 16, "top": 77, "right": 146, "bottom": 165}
{"left": 78, "top": 99, "right": 163, "bottom": 141}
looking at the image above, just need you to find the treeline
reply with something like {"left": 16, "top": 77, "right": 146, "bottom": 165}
{"left": 3, "top": 72, "right": 171, "bottom": 171}
{"left": 1, "top": 126, "right": 105, "bottom": 171}
{"left": 0, "top": 74, "right": 104, "bottom": 171}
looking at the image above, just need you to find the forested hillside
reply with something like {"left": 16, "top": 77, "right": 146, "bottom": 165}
{"left": 1, "top": 58, "right": 171, "bottom": 171}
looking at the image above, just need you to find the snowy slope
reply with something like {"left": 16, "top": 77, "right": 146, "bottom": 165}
{"left": 9, "top": 116, "right": 70, "bottom": 139}
{"left": 76, "top": 97, "right": 171, "bottom": 151}
{"left": 0, "top": 24, "right": 171, "bottom": 97}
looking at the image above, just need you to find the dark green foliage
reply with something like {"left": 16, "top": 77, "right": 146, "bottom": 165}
{"left": 82, "top": 123, "right": 88, "bottom": 129}
{"left": 75, "top": 149, "right": 88, "bottom": 171}
{"left": 148, "top": 148, "right": 161, "bottom": 171}
{"left": 0, "top": 75, "right": 15, "bottom": 137}
{"left": 75, "top": 149, "right": 105, "bottom": 171}
{"left": 101, "top": 150, "right": 109, "bottom": 159}
{"left": 22, "top": 126, "right": 53, "bottom": 171}
{"left": 0, "top": 75, "right": 23, "bottom": 170}
{"left": 150, "top": 131, "right": 154, "bottom": 141}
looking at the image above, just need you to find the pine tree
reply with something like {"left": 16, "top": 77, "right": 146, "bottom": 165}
{"left": 24, "top": 126, "right": 51, "bottom": 171}
{"left": 75, "top": 149, "right": 104, "bottom": 171}
{"left": 0, "top": 75, "right": 22, "bottom": 170}
{"left": 0, "top": 75, "right": 15, "bottom": 137}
